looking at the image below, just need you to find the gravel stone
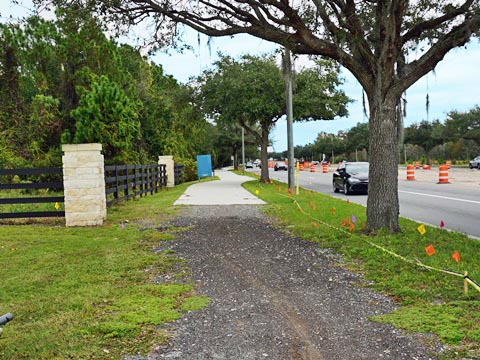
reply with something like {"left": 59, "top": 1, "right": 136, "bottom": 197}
{"left": 126, "top": 205, "right": 444, "bottom": 360}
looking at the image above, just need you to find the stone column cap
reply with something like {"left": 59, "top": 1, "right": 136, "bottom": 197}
{"left": 62, "top": 143, "right": 103, "bottom": 152}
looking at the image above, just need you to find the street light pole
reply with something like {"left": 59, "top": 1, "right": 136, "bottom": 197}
{"left": 242, "top": 127, "right": 245, "bottom": 175}
{"left": 285, "top": 47, "right": 295, "bottom": 190}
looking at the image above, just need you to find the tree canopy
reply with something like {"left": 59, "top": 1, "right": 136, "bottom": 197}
{"left": 0, "top": 9, "right": 211, "bottom": 167}
{"left": 195, "top": 53, "right": 350, "bottom": 182}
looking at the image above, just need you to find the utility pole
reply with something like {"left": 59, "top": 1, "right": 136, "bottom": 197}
{"left": 285, "top": 47, "right": 295, "bottom": 190}
{"left": 242, "top": 127, "right": 245, "bottom": 175}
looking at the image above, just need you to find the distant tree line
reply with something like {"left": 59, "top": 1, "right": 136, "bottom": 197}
{"left": 284, "top": 106, "right": 480, "bottom": 165}
{"left": 0, "top": 7, "right": 214, "bottom": 171}
{"left": 0, "top": 7, "right": 351, "bottom": 177}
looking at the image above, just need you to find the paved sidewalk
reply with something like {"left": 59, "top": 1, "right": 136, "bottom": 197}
{"left": 174, "top": 169, "right": 265, "bottom": 205}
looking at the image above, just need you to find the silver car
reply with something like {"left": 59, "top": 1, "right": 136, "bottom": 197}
{"left": 469, "top": 156, "right": 480, "bottom": 169}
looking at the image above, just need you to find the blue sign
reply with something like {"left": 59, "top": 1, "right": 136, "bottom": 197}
{"left": 197, "top": 154, "right": 213, "bottom": 179}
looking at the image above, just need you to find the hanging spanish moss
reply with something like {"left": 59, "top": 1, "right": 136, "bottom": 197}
{"left": 426, "top": 93, "right": 430, "bottom": 121}
{"left": 362, "top": 90, "right": 368, "bottom": 119}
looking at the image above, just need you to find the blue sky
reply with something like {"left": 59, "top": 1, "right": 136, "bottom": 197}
{"left": 3, "top": 2, "right": 480, "bottom": 152}
{"left": 153, "top": 32, "right": 480, "bottom": 152}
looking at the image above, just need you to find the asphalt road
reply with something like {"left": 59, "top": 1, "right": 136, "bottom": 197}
{"left": 251, "top": 166, "right": 480, "bottom": 239}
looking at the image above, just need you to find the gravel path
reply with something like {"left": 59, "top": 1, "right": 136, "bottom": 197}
{"left": 130, "top": 205, "right": 443, "bottom": 360}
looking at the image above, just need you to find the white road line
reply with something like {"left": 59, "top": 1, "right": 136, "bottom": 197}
{"left": 399, "top": 190, "right": 480, "bottom": 205}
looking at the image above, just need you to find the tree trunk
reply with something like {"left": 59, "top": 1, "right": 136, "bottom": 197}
{"left": 233, "top": 145, "right": 238, "bottom": 170}
{"left": 260, "top": 126, "right": 270, "bottom": 183}
{"left": 366, "top": 95, "right": 401, "bottom": 233}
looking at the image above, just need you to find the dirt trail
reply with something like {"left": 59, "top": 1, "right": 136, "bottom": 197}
{"left": 131, "top": 205, "right": 442, "bottom": 360}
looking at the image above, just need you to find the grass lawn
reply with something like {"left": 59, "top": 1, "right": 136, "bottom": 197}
{"left": 242, "top": 176, "right": 480, "bottom": 359}
{"left": 1, "top": 172, "right": 479, "bottom": 359}
{"left": 0, "top": 182, "right": 209, "bottom": 359}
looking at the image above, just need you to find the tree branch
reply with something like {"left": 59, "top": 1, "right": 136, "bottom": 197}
{"left": 402, "top": 0, "right": 475, "bottom": 44}
{"left": 395, "top": 12, "right": 480, "bottom": 96}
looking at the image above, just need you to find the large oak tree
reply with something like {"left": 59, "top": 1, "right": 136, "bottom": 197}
{"left": 196, "top": 54, "right": 349, "bottom": 183}
{"left": 40, "top": 0, "right": 480, "bottom": 232}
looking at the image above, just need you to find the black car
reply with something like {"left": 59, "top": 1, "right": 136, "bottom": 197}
{"left": 333, "top": 162, "right": 369, "bottom": 195}
{"left": 274, "top": 161, "right": 288, "bottom": 171}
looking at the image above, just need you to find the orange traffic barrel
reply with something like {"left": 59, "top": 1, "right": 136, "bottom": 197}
{"left": 322, "top": 164, "right": 328, "bottom": 173}
{"left": 310, "top": 163, "right": 315, "bottom": 172}
{"left": 299, "top": 163, "right": 304, "bottom": 171}
{"left": 415, "top": 161, "right": 420, "bottom": 169}
{"left": 406, "top": 165, "right": 415, "bottom": 180}
{"left": 422, "top": 164, "right": 431, "bottom": 170}
{"left": 446, "top": 160, "right": 452, "bottom": 169}
{"left": 437, "top": 165, "right": 450, "bottom": 184}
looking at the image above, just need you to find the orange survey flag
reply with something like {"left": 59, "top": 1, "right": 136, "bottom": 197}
{"left": 341, "top": 218, "right": 347, "bottom": 227}
{"left": 451, "top": 251, "right": 461, "bottom": 263}
{"left": 425, "top": 244, "right": 435, "bottom": 256}
{"left": 349, "top": 222, "right": 354, "bottom": 231}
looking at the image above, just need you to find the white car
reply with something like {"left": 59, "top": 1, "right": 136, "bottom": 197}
{"left": 469, "top": 156, "right": 480, "bottom": 169}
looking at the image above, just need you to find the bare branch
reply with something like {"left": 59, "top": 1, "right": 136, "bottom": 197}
{"left": 396, "top": 12, "right": 480, "bottom": 96}
{"left": 402, "top": 0, "right": 476, "bottom": 44}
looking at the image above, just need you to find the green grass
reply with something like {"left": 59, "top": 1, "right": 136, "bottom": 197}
{"left": 242, "top": 177, "right": 480, "bottom": 359}
{"left": 0, "top": 182, "right": 209, "bottom": 359}
{"left": 2, "top": 173, "right": 479, "bottom": 359}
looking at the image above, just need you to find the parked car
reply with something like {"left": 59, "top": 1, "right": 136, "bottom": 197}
{"left": 333, "top": 162, "right": 369, "bottom": 195}
{"left": 245, "top": 161, "right": 254, "bottom": 169}
{"left": 469, "top": 156, "right": 480, "bottom": 169}
{"left": 274, "top": 161, "right": 288, "bottom": 171}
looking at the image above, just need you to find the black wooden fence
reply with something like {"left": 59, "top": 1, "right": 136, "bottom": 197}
{"left": 0, "top": 168, "right": 65, "bottom": 219}
{"left": 104, "top": 164, "right": 167, "bottom": 207}
{"left": 174, "top": 164, "right": 184, "bottom": 185}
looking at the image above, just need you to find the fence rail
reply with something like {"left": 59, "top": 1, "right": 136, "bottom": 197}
{"left": 104, "top": 164, "right": 167, "bottom": 207}
{"left": 174, "top": 164, "right": 184, "bottom": 185}
{"left": 0, "top": 168, "right": 64, "bottom": 219}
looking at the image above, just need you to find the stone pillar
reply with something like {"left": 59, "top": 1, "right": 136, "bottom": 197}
{"left": 62, "top": 144, "right": 106, "bottom": 226}
{"left": 158, "top": 155, "right": 174, "bottom": 187}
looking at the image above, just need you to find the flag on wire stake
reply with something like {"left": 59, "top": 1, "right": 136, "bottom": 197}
{"left": 341, "top": 219, "right": 347, "bottom": 227}
{"left": 351, "top": 214, "right": 356, "bottom": 223}
{"left": 451, "top": 251, "right": 460, "bottom": 263}
{"left": 440, "top": 220, "right": 445, "bottom": 229}
{"left": 417, "top": 224, "right": 426, "bottom": 235}
{"left": 425, "top": 244, "right": 435, "bottom": 256}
